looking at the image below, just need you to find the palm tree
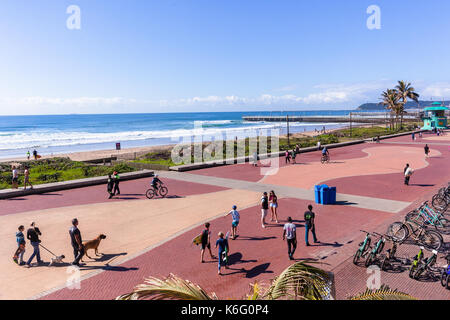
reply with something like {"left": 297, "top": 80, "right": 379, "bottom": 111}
{"left": 395, "top": 81, "right": 420, "bottom": 129}
{"left": 116, "top": 261, "right": 415, "bottom": 300}
{"left": 380, "top": 89, "right": 401, "bottom": 129}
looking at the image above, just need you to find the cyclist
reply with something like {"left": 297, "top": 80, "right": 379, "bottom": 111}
{"left": 151, "top": 174, "right": 162, "bottom": 191}
{"left": 321, "top": 146, "right": 329, "bottom": 162}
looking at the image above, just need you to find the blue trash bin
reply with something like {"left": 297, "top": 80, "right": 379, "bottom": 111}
{"left": 329, "top": 187, "right": 337, "bottom": 204}
{"left": 320, "top": 185, "right": 330, "bottom": 204}
{"left": 314, "top": 185, "right": 322, "bottom": 204}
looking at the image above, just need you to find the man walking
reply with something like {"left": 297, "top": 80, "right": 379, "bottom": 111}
{"left": 112, "top": 171, "right": 120, "bottom": 196}
{"left": 261, "top": 192, "right": 269, "bottom": 228}
{"left": 107, "top": 174, "right": 115, "bottom": 199}
{"left": 26, "top": 151, "right": 30, "bottom": 160}
{"left": 404, "top": 164, "right": 413, "bottom": 186}
{"left": 11, "top": 166, "right": 19, "bottom": 189}
{"left": 32, "top": 149, "right": 38, "bottom": 160}
{"left": 304, "top": 205, "right": 319, "bottom": 246}
{"left": 424, "top": 144, "right": 430, "bottom": 157}
{"left": 282, "top": 217, "right": 297, "bottom": 260}
{"left": 200, "top": 222, "right": 216, "bottom": 263}
{"left": 69, "top": 218, "right": 85, "bottom": 266}
{"left": 26, "top": 222, "right": 44, "bottom": 267}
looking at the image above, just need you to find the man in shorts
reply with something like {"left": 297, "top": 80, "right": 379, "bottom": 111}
{"left": 12, "top": 166, "right": 19, "bottom": 189}
{"left": 261, "top": 192, "right": 269, "bottom": 228}
{"left": 225, "top": 205, "right": 240, "bottom": 240}
{"left": 200, "top": 223, "right": 216, "bottom": 263}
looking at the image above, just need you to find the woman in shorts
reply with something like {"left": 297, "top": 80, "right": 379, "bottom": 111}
{"left": 269, "top": 190, "right": 279, "bottom": 223}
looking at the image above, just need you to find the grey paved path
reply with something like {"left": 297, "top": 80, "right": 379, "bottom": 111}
{"left": 157, "top": 171, "right": 411, "bottom": 213}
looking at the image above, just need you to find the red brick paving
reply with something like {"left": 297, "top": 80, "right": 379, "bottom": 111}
{"left": 41, "top": 198, "right": 394, "bottom": 300}
{"left": 322, "top": 144, "right": 450, "bottom": 202}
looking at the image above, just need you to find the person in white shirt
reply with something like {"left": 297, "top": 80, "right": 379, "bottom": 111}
{"left": 282, "top": 217, "right": 297, "bottom": 260}
{"left": 225, "top": 205, "right": 240, "bottom": 240}
{"left": 12, "top": 166, "right": 19, "bottom": 189}
{"left": 404, "top": 164, "right": 414, "bottom": 185}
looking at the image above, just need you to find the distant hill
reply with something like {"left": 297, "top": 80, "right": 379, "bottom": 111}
{"left": 357, "top": 100, "right": 450, "bottom": 110}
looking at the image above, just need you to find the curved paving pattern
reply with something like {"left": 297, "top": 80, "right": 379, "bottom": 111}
{"left": 261, "top": 146, "right": 438, "bottom": 189}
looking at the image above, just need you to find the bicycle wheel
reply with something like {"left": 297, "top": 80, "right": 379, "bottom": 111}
{"left": 446, "top": 274, "right": 450, "bottom": 290}
{"left": 432, "top": 195, "right": 447, "bottom": 210}
{"left": 413, "top": 266, "right": 425, "bottom": 280}
{"left": 145, "top": 189, "right": 155, "bottom": 199}
{"left": 365, "top": 252, "right": 375, "bottom": 267}
{"left": 434, "top": 218, "right": 449, "bottom": 233}
{"left": 353, "top": 250, "right": 361, "bottom": 265}
{"left": 409, "top": 265, "right": 417, "bottom": 278}
{"left": 420, "top": 230, "right": 443, "bottom": 251}
{"left": 387, "top": 222, "right": 408, "bottom": 242}
{"left": 441, "top": 269, "right": 447, "bottom": 287}
{"left": 159, "top": 186, "right": 168, "bottom": 198}
{"left": 381, "top": 256, "right": 390, "bottom": 271}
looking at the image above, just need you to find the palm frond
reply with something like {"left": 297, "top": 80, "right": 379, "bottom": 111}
{"left": 263, "top": 260, "right": 332, "bottom": 300}
{"left": 116, "top": 273, "right": 217, "bottom": 300}
{"left": 349, "top": 284, "right": 416, "bottom": 300}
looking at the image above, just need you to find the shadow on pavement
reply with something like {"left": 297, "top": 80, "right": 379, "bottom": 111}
{"left": 236, "top": 236, "right": 277, "bottom": 241}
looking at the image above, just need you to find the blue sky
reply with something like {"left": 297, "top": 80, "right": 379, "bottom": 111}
{"left": 1, "top": 0, "right": 450, "bottom": 115}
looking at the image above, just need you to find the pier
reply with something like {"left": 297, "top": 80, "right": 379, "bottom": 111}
{"left": 242, "top": 112, "right": 421, "bottom": 124}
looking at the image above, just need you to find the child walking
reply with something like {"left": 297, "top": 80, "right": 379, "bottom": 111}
{"left": 13, "top": 225, "right": 26, "bottom": 265}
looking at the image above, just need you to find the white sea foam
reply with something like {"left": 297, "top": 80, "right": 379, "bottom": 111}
{"left": 0, "top": 123, "right": 284, "bottom": 151}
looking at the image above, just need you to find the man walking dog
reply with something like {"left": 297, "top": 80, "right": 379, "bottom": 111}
{"left": 69, "top": 218, "right": 85, "bottom": 266}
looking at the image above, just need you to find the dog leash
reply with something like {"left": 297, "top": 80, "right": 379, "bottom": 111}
{"left": 39, "top": 244, "right": 58, "bottom": 257}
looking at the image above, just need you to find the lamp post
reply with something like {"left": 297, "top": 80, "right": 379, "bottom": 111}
{"left": 286, "top": 114, "right": 290, "bottom": 147}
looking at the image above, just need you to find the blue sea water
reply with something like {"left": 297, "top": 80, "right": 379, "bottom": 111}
{"left": 0, "top": 110, "right": 366, "bottom": 159}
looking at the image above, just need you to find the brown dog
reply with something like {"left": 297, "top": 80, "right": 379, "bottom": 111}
{"left": 81, "top": 234, "right": 106, "bottom": 261}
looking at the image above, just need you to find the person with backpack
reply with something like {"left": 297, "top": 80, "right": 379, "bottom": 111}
{"left": 200, "top": 222, "right": 216, "bottom": 263}
{"left": 13, "top": 225, "right": 26, "bottom": 265}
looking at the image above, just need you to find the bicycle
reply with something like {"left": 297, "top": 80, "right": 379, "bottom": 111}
{"left": 440, "top": 254, "right": 450, "bottom": 289}
{"left": 145, "top": 183, "right": 169, "bottom": 199}
{"left": 386, "top": 219, "right": 443, "bottom": 251}
{"left": 380, "top": 235, "right": 410, "bottom": 271}
{"left": 320, "top": 153, "right": 330, "bottom": 164}
{"left": 409, "top": 246, "right": 425, "bottom": 278}
{"left": 364, "top": 232, "right": 386, "bottom": 267}
{"left": 353, "top": 230, "right": 372, "bottom": 265}
{"left": 412, "top": 249, "right": 439, "bottom": 280}
{"left": 405, "top": 201, "right": 449, "bottom": 233}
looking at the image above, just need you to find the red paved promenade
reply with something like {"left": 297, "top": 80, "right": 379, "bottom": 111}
{"left": 2, "top": 131, "right": 449, "bottom": 300}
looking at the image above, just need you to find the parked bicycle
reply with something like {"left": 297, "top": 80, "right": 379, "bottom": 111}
{"left": 364, "top": 232, "right": 386, "bottom": 267}
{"left": 386, "top": 219, "right": 443, "bottom": 251}
{"left": 380, "top": 235, "right": 410, "bottom": 271}
{"left": 353, "top": 230, "right": 372, "bottom": 265}
{"left": 146, "top": 182, "right": 169, "bottom": 199}
{"left": 411, "top": 249, "right": 439, "bottom": 280}
{"left": 440, "top": 254, "right": 450, "bottom": 290}
{"left": 405, "top": 201, "right": 449, "bottom": 233}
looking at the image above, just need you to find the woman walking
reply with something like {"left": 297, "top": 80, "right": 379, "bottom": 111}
{"left": 269, "top": 190, "right": 279, "bottom": 223}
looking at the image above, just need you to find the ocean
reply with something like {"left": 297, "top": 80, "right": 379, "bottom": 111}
{"left": 0, "top": 110, "right": 368, "bottom": 159}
